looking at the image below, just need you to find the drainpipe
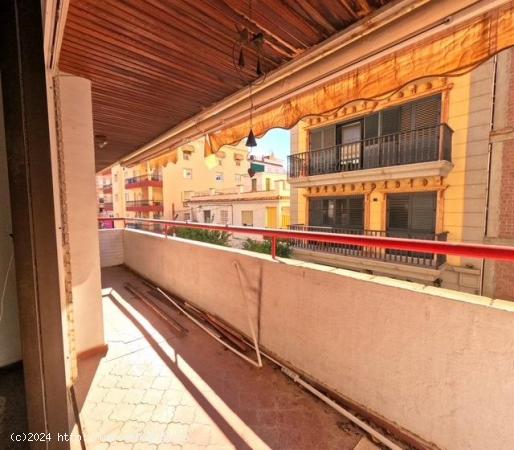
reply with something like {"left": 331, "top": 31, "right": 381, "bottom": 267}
{"left": 480, "top": 54, "right": 498, "bottom": 296}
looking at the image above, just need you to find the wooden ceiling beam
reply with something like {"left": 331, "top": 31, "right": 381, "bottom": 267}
{"left": 61, "top": 37, "right": 241, "bottom": 97}
{"left": 61, "top": 0, "right": 386, "bottom": 170}
{"left": 64, "top": 17, "right": 242, "bottom": 90}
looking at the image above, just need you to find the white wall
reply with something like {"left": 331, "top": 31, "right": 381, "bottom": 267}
{"left": 119, "top": 229, "right": 514, "bottom": 450}
{"left": 99, "top": 229, "right": 124, "bottom": 268}
{"left": 58, "top": 75, "right": 104, "bottom": 354}
{"left": 0, "top": 75, "right": 21, "bottom": 367}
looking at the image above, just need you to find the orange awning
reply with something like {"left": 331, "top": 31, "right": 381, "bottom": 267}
{"left": 206, "top": 4, "right": 514, "bottom": 155}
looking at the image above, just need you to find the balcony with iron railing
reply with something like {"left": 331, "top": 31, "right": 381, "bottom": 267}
{"left": 102, "top": 183, "right": 112, "bottom": 193}
{"left": 103, "top": 202, "right": 113, "bottom": 211}
{"left": 125, "top": 199, "right": 163, "bottom": 212}
{"left": 288, "top": 124, "right": 453, "bottom": 179}
{"left": 125, "top": 173, "right": 163, "bottom": 189}
{"left": 289, "top": 224, "right": 448, "bottom": 268}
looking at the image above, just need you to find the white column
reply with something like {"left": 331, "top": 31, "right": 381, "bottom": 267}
{"left": 56, "top": 75, "right": 104, "bottom": 355}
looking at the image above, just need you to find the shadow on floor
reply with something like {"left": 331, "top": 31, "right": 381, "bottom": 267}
{"left": 76, "top": 265, "right": 363, "bottom": 449}
{"left": 0, "top": 361, "right": 28, "bottom": 450}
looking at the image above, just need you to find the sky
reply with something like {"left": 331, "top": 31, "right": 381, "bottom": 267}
{"left": 253, "top": 128, "right": 291, "bottom": 161}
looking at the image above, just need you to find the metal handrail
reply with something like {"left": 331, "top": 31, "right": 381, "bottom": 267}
{"left": 289, "top": 224, "right": 449, "bottom": 268}
{"left": 98, "top": 217, "right": 514, "bottom": 262}
{"left": 125, "top": 200, "right": 163, "bottom": 207}
{"left": 125, "top": 173, "right": 163, "bottom": 184}
{"left": 288, "top": 123, "right": 453, "bottom": 178}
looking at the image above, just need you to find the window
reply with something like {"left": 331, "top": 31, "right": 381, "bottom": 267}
{"left": 309, "top": 125, "right": 336, "bottom": 151}
{"left": 183, "top": 168, "right": 192, "bottom": 179}
{"left": 203, "top": 210, "right": 212, "bottom": 223}
{"left": 236, "top": 160, "right": 241, "bottom": 167}
{"left": 309, "top": 196, "right": 364, "bottom": 229}
{"left": 183, "top": 150, "right": 191, "bottom": 160}
{"left": 266, "top": 207, "right": 277, "bottom": 228}
{"left": 182, "top": 191, "right": 194, "bottom": 202}
{"left": 363, "top": 94, "right": 442, "bottom": 168}
{"left": 281, "top": 207, "right": 291, "bottom": 229}
{"left": 387, "top": 192, "right": 436, "bottom": 235}
{"left": 220, "top": 210, "right": 229, "bottom": 224}
{"left": 114, "top": 174, "right": 118, "bottom": 182}
{"left": 265, "top": 178, "right": 272, "bottom": 191}
{"left": 215, "top": 172, "right": 224, "bottom": 182}
{"left": 241, "top": 210, "right": 253, "bottom": 226}
{"left": 251, "top": 178, "right": 257, "bottom": 191}
{"left": 125, "top": 193, "right": 129, "bottom": 201}
{"left": 235, "top": 174, "right": 243, "bottom": 184}
{"left": 184, "top": 213, "right": 191, "bottom": 221}
{"left": 217, "top": 159, "right": 223, "bottom": 166}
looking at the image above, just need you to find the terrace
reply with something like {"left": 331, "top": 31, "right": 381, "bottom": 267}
{"left": 94, "top": 219, "right": 514, "bottom": 450}
{"left": 75, "top": 265, "right": 371, "bottom": 449}
{"left": 2, "top": 2, "right": 514, "bottom": 450}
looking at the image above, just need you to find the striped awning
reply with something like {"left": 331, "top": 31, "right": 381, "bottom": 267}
{"left": 205, "top": 3, "right": 514, "bottom": 155}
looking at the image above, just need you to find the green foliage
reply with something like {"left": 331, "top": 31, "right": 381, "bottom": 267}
{"left": 242, "top": 238, "right": 292, "bottom": 258}
{"left": 174, "top": 227, "right": 231, "bottom": 246}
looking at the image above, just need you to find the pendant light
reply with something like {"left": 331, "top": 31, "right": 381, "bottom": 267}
{"left": 245, "top": 129, "right": 257, "bottom": 147}
{"left": 245, "top": 82, "right": 257, "bottom": 148}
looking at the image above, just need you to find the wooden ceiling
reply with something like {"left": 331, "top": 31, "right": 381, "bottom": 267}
{"left": 60, "top": 0, "right": 391, "bottom": 171}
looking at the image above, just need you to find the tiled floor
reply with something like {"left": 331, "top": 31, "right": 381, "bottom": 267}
{"left": 0, "top": 362, "right": 28, "bottom": 450}
{"left": 74, "top": 266, "right": 368, "bottom": 449}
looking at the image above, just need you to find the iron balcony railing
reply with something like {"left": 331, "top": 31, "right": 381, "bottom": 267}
{"left": 125, "top": 173, "right": 163, "bottom": 185}
{"left": 97, "top": 217, "right": 514, "bottom": 263}
{"left": 288, "top": 124, "right": 453, "bottom": 178}
{"left": 289, "top": 224, "right": 448, "bottom": 268}
{"left": 125, "top": 200, "right": 163, "bottom": 208}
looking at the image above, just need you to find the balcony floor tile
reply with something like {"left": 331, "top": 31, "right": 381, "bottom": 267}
{"left": 72, "top": 266, "right": 366, "bottom": 450}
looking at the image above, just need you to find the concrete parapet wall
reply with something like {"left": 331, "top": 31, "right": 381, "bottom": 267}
{"left": 99, "top": 229, "right": 124, "bottom": 267}
{"left": 117, "top": 229, "right": 514, "bottom": 450}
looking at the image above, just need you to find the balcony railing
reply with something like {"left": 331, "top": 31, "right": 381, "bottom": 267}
{"left": 125, "top": 200, "right": 163, "bottom": 211}
{"left": 102, "top": 183, "right": 112, "bottom": 192}
{"left": 289, "top": 224, "right": 448, "bottom": 268}
{"left": 103, "top": 202, "right": 113, "bottom": 211}
{"left": 288, "top": 124, "right": 453, "bottom": 178}
{"left": 125, "top": 173, "right": 163, "bottom": 188}
{"left": 98, "top": 217, "right": 514, "bottom": 263}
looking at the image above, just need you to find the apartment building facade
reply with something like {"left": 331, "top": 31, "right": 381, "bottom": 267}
{"left": 187, "top": 160, "right": 290, "bottom": 230}
{"left": 288, "top": 51, "right": 513, "bottom": 296}
{"left": 96, "top": 138, "right": 250, "bottom": 222}
{"left": 162, "top": 139, "right": 250, "bottom": 220}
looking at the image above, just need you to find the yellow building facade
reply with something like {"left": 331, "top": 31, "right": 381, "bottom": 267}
{"left": 289, "top": 56, "right": 506, "bottom": 295}
{"left": 97, "top": 138, "right": 250, "bottom": 223}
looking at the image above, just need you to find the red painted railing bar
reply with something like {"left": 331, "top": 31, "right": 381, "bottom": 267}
{"left": 97, "top": 217, "right": 514, "bottom": 263}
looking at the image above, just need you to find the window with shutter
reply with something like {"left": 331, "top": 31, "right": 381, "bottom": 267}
{"left": 381, "top": 107, "right": 401, "bottom": 135}
{"left": 241, "top": 210, "right": 253, "bottom": 226}
{"left": 309, "top": 125, "right": 336, "bottom": 151}
{"left": 309, "top": 196, "right": 364, "bottom": 229}
{"left": 411, "top": 95, "right": 441, "bottom": 129}
{"left": 387, "top": 192, "right": 436, "bottom": 234}
{"left": 310, "top": 129, "right": 322, "bottom": 150}
{"left": 364, "top": 113, "right": 379, "bottom": 139}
